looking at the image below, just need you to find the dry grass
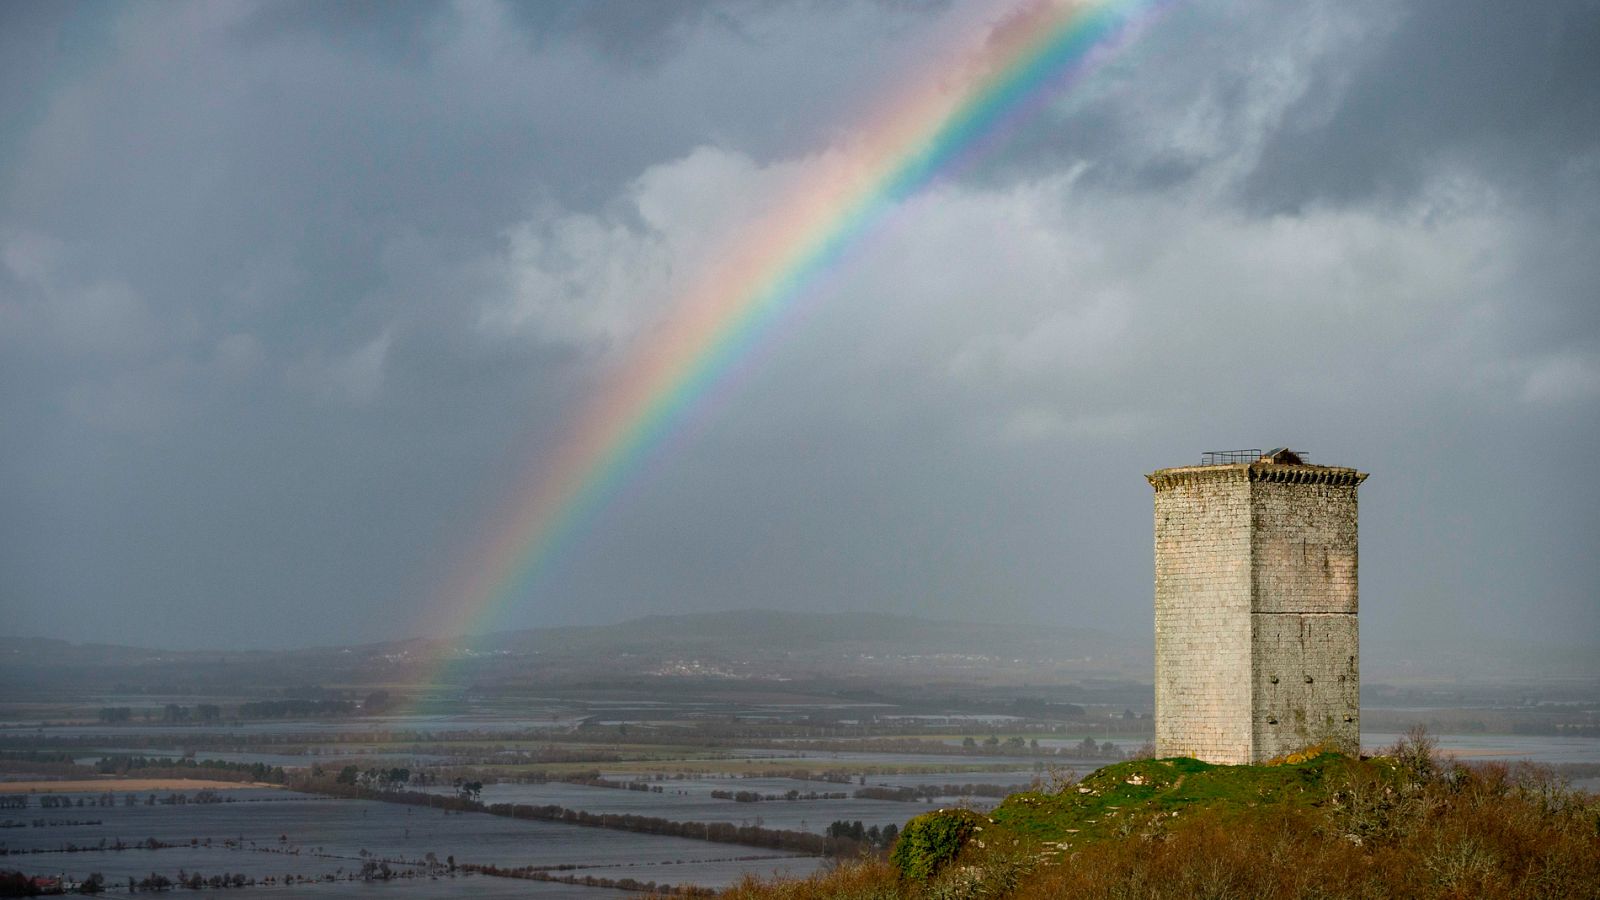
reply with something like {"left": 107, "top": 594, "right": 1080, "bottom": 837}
{"left": 721, "top": 860, "right": 903, "bottom": 900}
{"left": 1015, "top": 761, "right": 1600, "bottom": 900}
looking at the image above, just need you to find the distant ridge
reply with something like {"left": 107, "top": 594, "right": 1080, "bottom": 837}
{"left": 0, "top": 609, "right": 1149, "bottom": 693}
{"left": 2, "top": 609, "right": 1134, "bottom": 659}
{"left": 5, "top": 610, "right": 1595, "bottom": 684}
{"left": 470, "top": 608, "right": 1139, "bottom": 660}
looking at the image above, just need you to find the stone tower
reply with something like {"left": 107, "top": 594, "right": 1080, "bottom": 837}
{"left": 1147, "top": 449, "right": 1367, "bottom": 765}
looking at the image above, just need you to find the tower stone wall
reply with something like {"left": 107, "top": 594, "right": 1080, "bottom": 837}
{"left": 1149, "top": 454, "right": 1366, "bottom": 764}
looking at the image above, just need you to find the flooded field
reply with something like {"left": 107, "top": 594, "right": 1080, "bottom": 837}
{"left": 424, "top": 777, "right": 971, "bottom": 832}
{"left": 1363, "top": 731, "right": 1600, "bottom": 765}
{"left": 0, "top": 710, "right": 1069, "bottom": 894}
{"left": 4, "top": 693, "right": 1595, "bottom": 897}
{"left": 0, "top": 787, "right": 824, "bottom": 893}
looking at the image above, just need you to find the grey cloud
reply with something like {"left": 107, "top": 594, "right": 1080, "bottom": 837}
{"left": 958, "top": 0, "right": 1400, "bottom": 193}
{"left": 1, "top": 0, "right": 1595, "bottom": 649}
{"left": 1244, "top": 0, "right": 1600, "bottom": 211}
{"left": 502, "top": 0, "right": 729, "bottom": 66}
{"left": 501, "top": 0, "right": 956, "bottom": 67}
{"left": 464, "top": 140, "right": 1594, "bottom": 641}
{"left": 286, "top": 330, "right": 393, "bottom": 405}
{"left": 232, "top": 0, "right": 458, "bottom": 66}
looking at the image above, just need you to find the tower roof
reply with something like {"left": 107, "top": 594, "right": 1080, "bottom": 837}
{"left": 1148, "top": 449, "right": 1368, "bottom": 491}
{"left": 1198, "top": 448, "right": 1309, "bottom": 466}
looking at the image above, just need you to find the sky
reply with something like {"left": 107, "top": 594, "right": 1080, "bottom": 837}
{"left": 1, "top": 0, "right": 1597, "bottom": 651}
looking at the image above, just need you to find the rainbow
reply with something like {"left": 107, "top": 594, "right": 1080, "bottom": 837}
{"left": 417, "top": 0, "right": 1173, "bottom": 680}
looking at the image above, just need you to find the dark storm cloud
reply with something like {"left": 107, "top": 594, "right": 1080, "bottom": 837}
{"left": 236, "top": 0, "right": 725, "bottom": 69}
{"left": 1245, "top": 0, "right": 1600, "bottom": 211}
{"left": 502, "top": 0, "right": 728, "bottom": 65}
{"left": 949, "top": 2, "right": 1387, "bottom": 192}
{"left": 1, "top": 0, "right": 1595, "bottom": 651}
{"left": 0, "top": 0, "right": 969, "bottom": 645}
{"left": 505, "top": 0, "right": 959, "bottom": 67}
{"left": 233, "top": 0, "right": 458, "bottom": 66}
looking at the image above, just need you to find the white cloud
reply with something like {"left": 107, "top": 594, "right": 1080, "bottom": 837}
{"left": 288, "top": 331, "right": 393, "bottom": 405}
{"left": 61, "top": 361, "right": 189, "bottom": 433}
{"left": 0, "top": 228, "right": 212, "bottom": 432}
{"left": 212, "top": 333, "right": 265, "bottom": 380}
{"left": 0, "top": 229, "right": 65, "bottom": 286}
{"left": 52, "top": 280, "right": 165, "bottom": 360}
{"left": 1520, "top": 353, "right": 1600, "bottom": 405}
{"left": 950, "top": 289, "right": 1132, "bottom": 383}
{"left": 466, "top": 130, "right": 1542, "bottom": 454}
{"left": 998, "top": 405, "right": 1151, "bottom": 443}
{"left": 481, "top": 209, "right": 673, "bottom": 348}
{"left": 0, "top": 229, "right": 166, "bottom": 361}
{"left": 476, "top": 145, "right": 827, "bottom": 352}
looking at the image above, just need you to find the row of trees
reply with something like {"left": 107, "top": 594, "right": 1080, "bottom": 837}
{"left": 93, "top": 756, "right": 285, "bottom": 784}
{"left": 334, "top": 766, "right": 416, "bottom": 789}
{"left": 126, "top": 871, "right": 251, "bottom": 892}
{"left": 328, "top": 766, "right": 480, "bottom": 800}
{"left": 304, "top": 778, "right": 880, "bottom": 858}
{"left": 98, "top": 705, "right": 222, "bottom": 724}
{"left": 465, "top": 862, "right": 716, "bottom": 895}
{"left": 962, "top": 735, "right": 1034, "bottom": 751}
{"left": 852, "top": 782, "right": 1014, "bottom": 802}
{"left": 825, "top": 820, "right": 899, "bottom": 849}
{"left": 528, "top": 771, "right": 662, "bottom": 791}
{"left": 958, "top": 735, "right": 1124, "bottom": 758}
{"left": 710, "top": 789, "right": 849, "bottom": 803}
{"left": 95, "top": 692, "right": 393, "bottom": 726}
{"left": 237, "top": 699, "right": 354, "bottom": 719}
{"left": 479, "top": 801, "right": 871, "bottom": 857}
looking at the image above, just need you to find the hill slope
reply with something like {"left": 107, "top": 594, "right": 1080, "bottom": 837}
{"left": 730, "top": 740, "right": 1600, "bottom": 899}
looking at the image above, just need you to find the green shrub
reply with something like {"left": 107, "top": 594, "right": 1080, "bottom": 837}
{"left": 890, "top": 808, "right": 989, "bottom": 881}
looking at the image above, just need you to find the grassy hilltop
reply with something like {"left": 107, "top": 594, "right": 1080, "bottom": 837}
{"left": 725, "top": 735, "right": 1600, "bottom": 900}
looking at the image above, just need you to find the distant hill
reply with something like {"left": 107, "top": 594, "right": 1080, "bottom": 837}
{"left": 4, "top": 608, "right": 1143, "bottom": 663}
{"left": 1362, "top": 633, "right": 1600, "bottom": 679}
{"left": 471, "top": 609, "right": 1142, "bottom": 661}
{"left": 0, "top": 609, "right": 1150, "bottom": 691}
{"left": 6, "top": 609, "right": 1595, "bottom": 691}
